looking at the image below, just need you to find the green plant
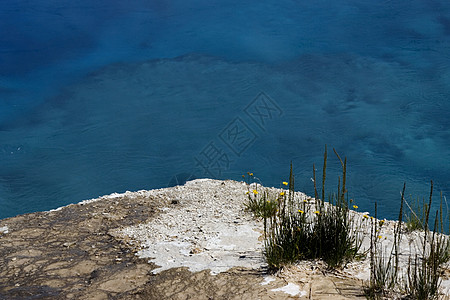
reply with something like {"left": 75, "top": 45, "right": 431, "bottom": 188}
{"left": 366, "top": 200, "right": 402, "bottom": 299}
{"left": 243, "top": 149, "right": 450, "bottom": 298}
{"left": 244, "top": 189, "right": 278, "bottom": 219}
{"left": 243, "top": 172, "right": 280, "bottom": 219}
{"left": 406, "top": 228, "right": 441, "bottom": 299}
{"left": 366, "top": 181, "right": 450, "bottom": 299}
{"left": 405, "top": 182, "right": 450, "bottom": 300}
{"left": 262, "top": 146, "right": 362, "bottom": 270}
{"left": 405, "top": 195, "right": 427, "bottom": 232}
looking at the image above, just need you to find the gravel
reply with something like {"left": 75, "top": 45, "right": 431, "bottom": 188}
{"left": 118, "top": 179, "right": 280, "bottom": 274}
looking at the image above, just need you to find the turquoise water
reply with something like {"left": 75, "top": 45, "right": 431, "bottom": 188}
{"left": 1, "top": 0, "right": 449, "bottom": 220}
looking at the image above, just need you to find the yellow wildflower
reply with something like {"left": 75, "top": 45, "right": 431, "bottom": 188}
{"left": 378, "top": 235, "right": 382, "bottom": 239}
{"left": 280, "top": 192, "right": 285, "bottom": 196}
{"left": 282, "top": 181, "right": 288, "bottom": 186}
{"left": 353, "top": 205, "right": 358, "bottom": 209}
{"left": 242, "top": 174, "right": 245, "bottom": 178}
{"left": 363, "top": 215, "right": 369, "bottom": 219}
{"left": 298, "top": 210, "right": 304, "bottom": 214}
{"left": 314, "top": 211, "right": 320, "bottom": 215}
{"left": 253, "top": 190, "right": 258, "bottom": 195}
{"left": 249, "top": 172, "right": 254, "bottom": 176}
{"left": 303, "top": 199, "right": 308, "bottom": 203}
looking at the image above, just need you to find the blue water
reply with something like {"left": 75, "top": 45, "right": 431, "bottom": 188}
{"left": 1, "top": 0, "right": 449, "bottom": 220}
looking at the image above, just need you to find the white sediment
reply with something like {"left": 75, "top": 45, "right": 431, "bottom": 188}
{"left": 118, "top": 179, "right": 270, "bottom": 275}
{"left": 0, "top": 225, "right": 8, "bottom": 234}
{"left": 271, "top": 282, "right": 306, "bottom": 297}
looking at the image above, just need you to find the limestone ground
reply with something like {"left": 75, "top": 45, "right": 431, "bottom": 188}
{"left": 0, "top": 182, "right": 366, "bottom": 299}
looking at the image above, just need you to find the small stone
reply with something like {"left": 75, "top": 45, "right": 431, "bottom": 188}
{"left": 63, "top": 242, "right": 76, "bottom": 248}
{"left": 190, "top": 247, "right": 202, "bottom": 254}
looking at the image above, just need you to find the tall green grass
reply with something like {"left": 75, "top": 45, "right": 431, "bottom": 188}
{"left": 244, "top": 148, "right": 450, "bottom": 298}
{"left": 366, "top": 181, "right": 450, "bottom": 299}
{"left": 253, "top": 146, "right": 362, "bottom": 270}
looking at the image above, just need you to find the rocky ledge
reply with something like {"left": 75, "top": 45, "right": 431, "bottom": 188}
{"left": 2, "top": 179, "right": 446, "bottom": 299}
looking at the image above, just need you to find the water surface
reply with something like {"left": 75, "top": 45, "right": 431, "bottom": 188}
{"left": 1, "top": 0, "right": 449, "bottom": 220}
